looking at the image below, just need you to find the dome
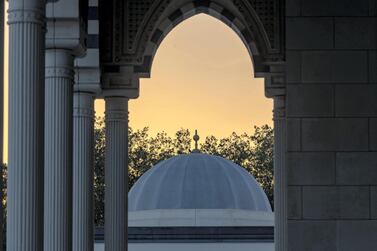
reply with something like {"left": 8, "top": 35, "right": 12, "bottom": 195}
{"left": 128, "top": 153, "right": 272, "bottom": 212}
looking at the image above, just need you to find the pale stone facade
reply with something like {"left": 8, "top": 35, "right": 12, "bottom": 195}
{"left": 2, "top": 0, "right": 376, "bottom": 251}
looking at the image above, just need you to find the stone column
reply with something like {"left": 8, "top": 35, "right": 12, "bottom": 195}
{"left": 273, "top": 95, "right": 287, "bottom": 251}
{"left": 44, "top": 49, "right": 74, "bottom": 251}
{"left": 72, "top": 92, "right": 95, "bottom": 251}
{"left": 105, "top": 97, "right": 129, "bottom": 251}
{"left": 7, "top": 1, "right": 45, "bottom": 250}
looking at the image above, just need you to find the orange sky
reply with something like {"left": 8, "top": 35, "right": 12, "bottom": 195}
{"left": 2, "top": 11, "right": 273, "bottom": 162}
{"left": 95, "top": 14, "right": 272, "bottom": 138}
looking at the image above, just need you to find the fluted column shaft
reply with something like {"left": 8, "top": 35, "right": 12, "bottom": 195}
{"left": 44, "top": 49, "right": 74, "bottom": 251}
{"left": 73, "top": 92, "right": 94, "bottom": 251}
{"left": 273, "top": 96, "right": 287, "bottom": 251}
{"left": 7, "top": 1, "right": 45, "bottom": 250}
{"left": 105, "top": 97, "right": 129, "bottom": 251}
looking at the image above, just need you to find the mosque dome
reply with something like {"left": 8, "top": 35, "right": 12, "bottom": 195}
{"left": 128, "top": 153, "right": 272, "bottom": 212}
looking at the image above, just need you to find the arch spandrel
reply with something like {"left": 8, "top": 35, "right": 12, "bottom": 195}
{"left": 99, "top": 0, "right": 285, "bottom": 79}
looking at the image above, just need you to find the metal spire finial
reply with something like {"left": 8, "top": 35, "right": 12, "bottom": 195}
{"left": 192, "top": 130, "right": 200, "bottom": 153}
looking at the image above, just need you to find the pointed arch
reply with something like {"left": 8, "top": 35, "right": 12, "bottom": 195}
{"left": 132, "top": 0, "right": 282, "bottom": 78}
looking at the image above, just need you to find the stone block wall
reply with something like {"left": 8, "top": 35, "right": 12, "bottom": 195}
{"left": 285, "top": 0, "right": 377, "bottom": 250}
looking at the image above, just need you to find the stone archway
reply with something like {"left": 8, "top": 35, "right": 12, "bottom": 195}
{"left": 7, "top": 0, "right": 377, "bottom": 250}
{"left": 98, "top": 1, "right": 286, "bottom": 250}
{"left": 100, "top": 0, "right": 285, "bottom": 94}
{"left": 132, "top": 1, "right": 280, "bottom": 77}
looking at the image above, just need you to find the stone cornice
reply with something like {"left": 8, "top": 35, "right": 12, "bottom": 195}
{"left": 100, "top": 89, "right": 139, "bottom": 100}
{"left": 74, "top": 68, "right": 101, "bottom": 94}
{"left": 46, "top": 18, "right": 86, "bottom": 56}
{"left": 263, "top": 63, "right": 286, "bottom": 99}
{"left": 46, "top": 0, "right": 86, "bottom": 56}
{"left": 100, "top": 66, "right": 140, "bottom": 99}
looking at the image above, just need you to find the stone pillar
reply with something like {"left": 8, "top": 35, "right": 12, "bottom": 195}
{"left": 105, "top": 97, "right": 129, "bottom": 251}
{"left": 273, "top": 95, "right": 287, "bottom": 251}
{"left": 44, "top": 49, "right": 74, "bottom": 251}
{"left": 7, "top": 1, "right": 45, "bottom": 250}
{"left": 72, "top": 92, "right": 95, "bottom": 251}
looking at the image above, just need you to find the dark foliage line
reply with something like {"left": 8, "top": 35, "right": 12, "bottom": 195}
{"left": 94, "top": 118, "right": 274, "bottom": 226}
{"left": 0, "top": 119, "right": 274, "bottom": 229}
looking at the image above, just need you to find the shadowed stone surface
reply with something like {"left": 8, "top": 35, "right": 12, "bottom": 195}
{"left": 286, "top": 18, "right": 333, "bottom": 49}
{"left": 335, "top": 18, "right": 377, "bottom": 49}
{"left": 369, "top": 51, "right": 377, "bottom": 83}
{"left": 369, "top": 119, "right": 377, "bottom": 151}
{"left": 338, "top": 221, "right": 377, "bottom": 251}
{"left": 286, "top": 51, "right": 301, "bottom": 83}
{"left": 301, "top": 118, "right": 368, "bottom": 151}
{"left": 302, "top": 186, "right": 370, "bottom": 219}
{"left": 372, "top": 187, "right": 377, "bottom": 219}
{"left": 335, "top": 85, "right": 377, "bottom": 117}
{"left": 286, "top": 0, "right": 301, "bottom": 16}
{"left": 288, "top": 221, "right": 336, "bottom": 251}
{"left": 285, "top": 0, "right": 377, "bottom": 250}
{"left": 287, "top": 152, "right": 335, "bottom": 185}
{"left": 287, "top": 84, "right": 334, "bottom": 117}
{"left": 302, "top": 51, "right": 368, "bottom": 83}
{"left": 337, "top": 152, "right": 377, "bottom": 185}
{"left": 287, "top": 187, "right": 301, "bottom": 219}
{"left": 301, "top": 0, "right": 369, "bottom": 16}
{"left": 287, "top": 119, "right": 301, "bottom": 152}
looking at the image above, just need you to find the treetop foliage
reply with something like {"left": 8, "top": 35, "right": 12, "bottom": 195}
{"left": 94, "top": 117, "right": 274, "bottom": 226}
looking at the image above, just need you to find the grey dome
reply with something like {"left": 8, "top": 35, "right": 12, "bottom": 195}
{"left": 128, "top": 153, "right": 272, "bottom": 212}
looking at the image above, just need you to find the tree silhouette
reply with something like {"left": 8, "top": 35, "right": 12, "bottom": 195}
{"left": 94, "top": 118, "right": 106, "bottom": 226}
{"left": 93, "top": 117, "right": 274, "bottom": 226}
{"left": 200, "top": 126, "right": 274, "bottom": 207}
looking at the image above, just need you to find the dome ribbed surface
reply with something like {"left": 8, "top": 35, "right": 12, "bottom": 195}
{"left": 128, "top": 153, "right": 272, "bottom": 212}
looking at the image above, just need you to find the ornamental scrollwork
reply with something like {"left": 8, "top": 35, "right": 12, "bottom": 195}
{"left": 100, "top": 0, "right": 284, "bottom": 70}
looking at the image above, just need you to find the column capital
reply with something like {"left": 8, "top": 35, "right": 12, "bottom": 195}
{"left": 100, "top": 66, "right": 140, "bottom": 99}
{"left": 101, "top": 89, "right": 139, "bottom": 100}
{"left": 105, "top": 97, "right": 129, "bottom": 123}
{"left": 7, "top": 9, "right": 45, "bottom": 25}
{"left": 74, "top": 51, "right": 102, "bottom": 95}
{"left": 45, "top": 50, "right": 75, "bottom": 81}
{"left": 73, "top": 92, "right": 94, "bottom": 118}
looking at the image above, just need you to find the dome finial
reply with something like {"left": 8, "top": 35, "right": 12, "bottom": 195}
{"left": 192, "top": 130, "right": 200, "bottom": 153}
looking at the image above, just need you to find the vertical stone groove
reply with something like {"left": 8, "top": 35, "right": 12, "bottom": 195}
{"left": 44, "top": 49, "right": 74, "bottom": 251}
{"left": 73, "top": 92, "right": 94, "bottom": 251}
{"left": 105, "top": 97, "right": 129, "bottom": 251}
{"left": 7, "top": 2, "right": 45, "bottom": 250}
{"left": 273, "top": 96, "right": 287, "bottom": 251}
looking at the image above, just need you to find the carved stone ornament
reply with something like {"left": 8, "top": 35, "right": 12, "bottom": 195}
{"left": 100, "top": 0, "right": 284, "bottom": 75}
